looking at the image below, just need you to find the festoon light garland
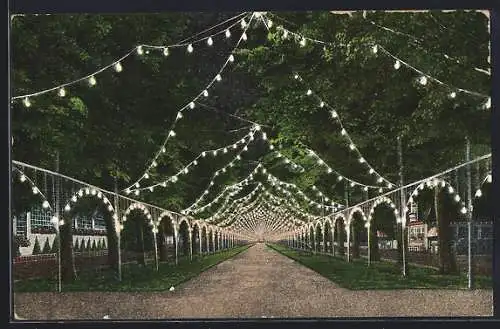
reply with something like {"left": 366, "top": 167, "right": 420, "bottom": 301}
{"left": 291, "top": 73, "right": 396, "bottom": 189}
{"left": 125, "top": 13, "right": 257, "bottom": 191}
{"left": 260, "top": 13, "right": 490, "bottom": 109}
{"left": 14, "top": 12, "right": 251, "bottom": 106}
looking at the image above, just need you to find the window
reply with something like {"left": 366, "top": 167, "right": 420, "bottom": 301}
{"left": 16, "top": 213, "right": 28, "bottom": 236}
{"left": 30, "top": 206, "right": 53, "bottom": 228}
{"left": 94, "top": 213, "right": 106, "bottom": 230}
{"left": 76, "top": 214, "right": 93, "bottom": 229}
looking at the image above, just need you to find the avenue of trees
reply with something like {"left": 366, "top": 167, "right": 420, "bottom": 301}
{"left": 11, "top": 11, "right": 490, "bottom": 280}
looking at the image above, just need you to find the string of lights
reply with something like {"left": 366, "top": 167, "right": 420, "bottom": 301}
{"left": 125, "top": 13, "right": 256, "bottom": 191}
{"left": 291, "top": 72, "right": 396, "bottom": 188}
{"left": 260, "top": 13, "right": 490, "bottom": 106}
{"left": 13, "top": 12, "right": 251, "bottom": 102}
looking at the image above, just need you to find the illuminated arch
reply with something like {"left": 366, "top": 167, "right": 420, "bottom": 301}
{"left": 367, "top": 196, "right": 398, "bottom": 223}
{"left": 322, "top": 217, "right": 333, "bottom": 233}
{"left": 407, "top": 178, "right": 467, "bottom": 215}
{"left": 123, "top": 202, "right": 151, "bottom": 223}
{"left": 63, "top": 186, "right": 115, "bottom": 217}
{"left": 348, "top": 206, "right": 367, "bottom": 225}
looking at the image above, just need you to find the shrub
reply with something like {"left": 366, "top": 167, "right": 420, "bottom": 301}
{"left": 32, "top": 237, "right": 41, "bottom": 255}
{"left": 41, "top": 237, "right": 52, "bottom": 254}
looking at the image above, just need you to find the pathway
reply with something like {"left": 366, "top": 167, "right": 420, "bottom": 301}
{"left": 14, "top": 243, "right": 493, "bottom": 319}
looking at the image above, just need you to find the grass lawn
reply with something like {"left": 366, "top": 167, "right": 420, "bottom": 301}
{"left": 14, "top": 245, "right": 251, "bottom": 292}
{"left": 267, "top": 244, "right": 492, "bottom": 290}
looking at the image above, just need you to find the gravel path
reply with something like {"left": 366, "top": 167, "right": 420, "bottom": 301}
{"left": 14, "top": 243, "right": 492, "bottom": 320}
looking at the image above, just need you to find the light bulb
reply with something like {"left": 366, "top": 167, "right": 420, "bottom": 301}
{"left": 144, "top": 173, "right": 149, "bottom": 179}
{"left": 267, "top": 19, "right": 273, "bottom": 28}
{"left": 487, "top": 174, "right": 492, "bottom": 183}
{"left": 149, "top": 186, "right": 154, "bottom": 192}
{"left": 161, "top": 147, "right": 166, "bottom": 153}
{"left": 20, "top": 174, "right": 26, "bottom": 182}
{"left": 88, "top": 76, "right": 96, "bottom": 86}
{"left": 193, "top": 160, "right": 198, "bottom": 165}
{"left": 369, "top": 168, "right": 375, "bottom": 174}
{"left": 306, "top": 89, "right": 312, "bottom": 96}
{"left": 350, "top": 182, "right": 355, "bottom": 187}
{"left": 213, "top": 150, "right": 217, "bottom": 156}
{"left": 184, "top": 168, "right": 189, "bottom": 174}
{"left": 152, "top": 160, "right": 157, "bottom": 167}
{"left": 475, "top": 189, "right": 482, "bottom": 198}
{"left": 32, "top": 186, "right": 38, "bottom": 194}
{"left": 294, "top": 74, "right": 299, "bottom": 80}
{"left": 460, "top": 207, "right": 467, "bottom": 214}
{"left": 203, "top": 90, "right": 209, "bottom": 97}
{"left": 359, "top": 157, "right": 365, "bottom": 163}
{"left": 169, "top": 130, "right": 176, "bottom": 137}
{"left": 320, "top": 101, "right": 325, "bottom": 108}
{"left": 337, "top": 176, "right": 343, "bottom": 181}
{"left": 23, "top": 97, "right": 31, "bottom": 107}
{"left": 207, "top": 37, "right": 213, "bottom": 46}
{"left": 171, "top": 176, "right": 178, "bottom": 183}
{"left": 223, "top": 148, "right": 228, "bottom": 153}
{"left": 225, "top": 29, "right": 231, "bottom": 38}
{"left": 137, "top": 46, "right": 144, "bottom": 55}
{"left": 241, "top": 19, "right": 247, "bottom": 28}
{"left": 58, "top": 87, "right": 66, "bottom": 97}
{"left": 379, "top": 188, "right": 383, "bottom": 193}
{"left": 242, "top": 33, "right": 248, "bottom": 41}
{"left": 114, "top": 62, "right": 123, "bottom": 72}
{"left": 187, "top": 44, "right": 193, "bottom": 53}
{"left": 243, "top": 146, "right": 248, "bottom": 151}
{"left": 484, "top": 97, "right": 491, "bottom": 109}
{"left": 419, "top": 76, "right": 428, "bottom": 85}
{"left": 176, "top": 112, "right": 183, "bottom": 120}
{"left": 269, "top": 144, "right": 274, "bottom": 150}
{"left": 454, "top": 195, "right": 460, "bottom": 202}
{"left": 163, "top": 47, "right": 169, "bottom": 56}
{"left": 448, "top": 186, "right": 454, "bottom": 193}
{"left": 42, "top": 200, "right": 50, "bottom": 208}
{"left": 372, "top": 45, "right": 378, "bottom": 54}
{"left": 299, "top": 38, "right": 306, "bottom": 47}
{"left": 341, "top": 128, "right": 346, "bottom": 136}
{"left": 394, "top": 60, "right": 400, "bottom": 70}
{"left": 377, "top": 177, "right": 383, "bottom": 183}
{"left": 202, "top": 152, "right": 206, "bottom": 157}
{"left": 189, "top": 102, "right": 195, "bottom": 109}
{"left": 327, "top": 168, "right": 333, "bottom": 174}
{"left": 64, "top": 204, "right": 71, "bottom": 212}
{"left": 216, "top": 74, "right": 222, "bottom": 81}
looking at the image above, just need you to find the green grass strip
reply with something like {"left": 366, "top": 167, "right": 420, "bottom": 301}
{"left": 267, "top": 243, "right": 492, "bottom": 290}
{"left": 14, "top": 245, "right": 252, "bottom": 293}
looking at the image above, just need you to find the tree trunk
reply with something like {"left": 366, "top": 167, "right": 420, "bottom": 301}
{"left": 60, "top": 216, "right": 76, "bottom": 283}
{"left": 352, "top": 225, "right": 360, "bottom": 259}
{"left": 136, "top": 220, "right": 146, "bottom": 266}
{"left": 436, "top": 188, "right": 458, "bottom": 274}
{"left": 370, "top": 224, "right": 380, "bottom": 261}
{"left": 159, "top": 222, "right": 169, "bottom": 261}
{"left": 104, "top": 213, "right": 119, "bottom": 271}
{"left": 337, "top": 224, "right": 345, "bottom": 256}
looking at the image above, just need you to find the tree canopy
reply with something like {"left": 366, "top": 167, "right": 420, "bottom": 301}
{"left": 10, "top": 10, "right": 491, "bottom": 217}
